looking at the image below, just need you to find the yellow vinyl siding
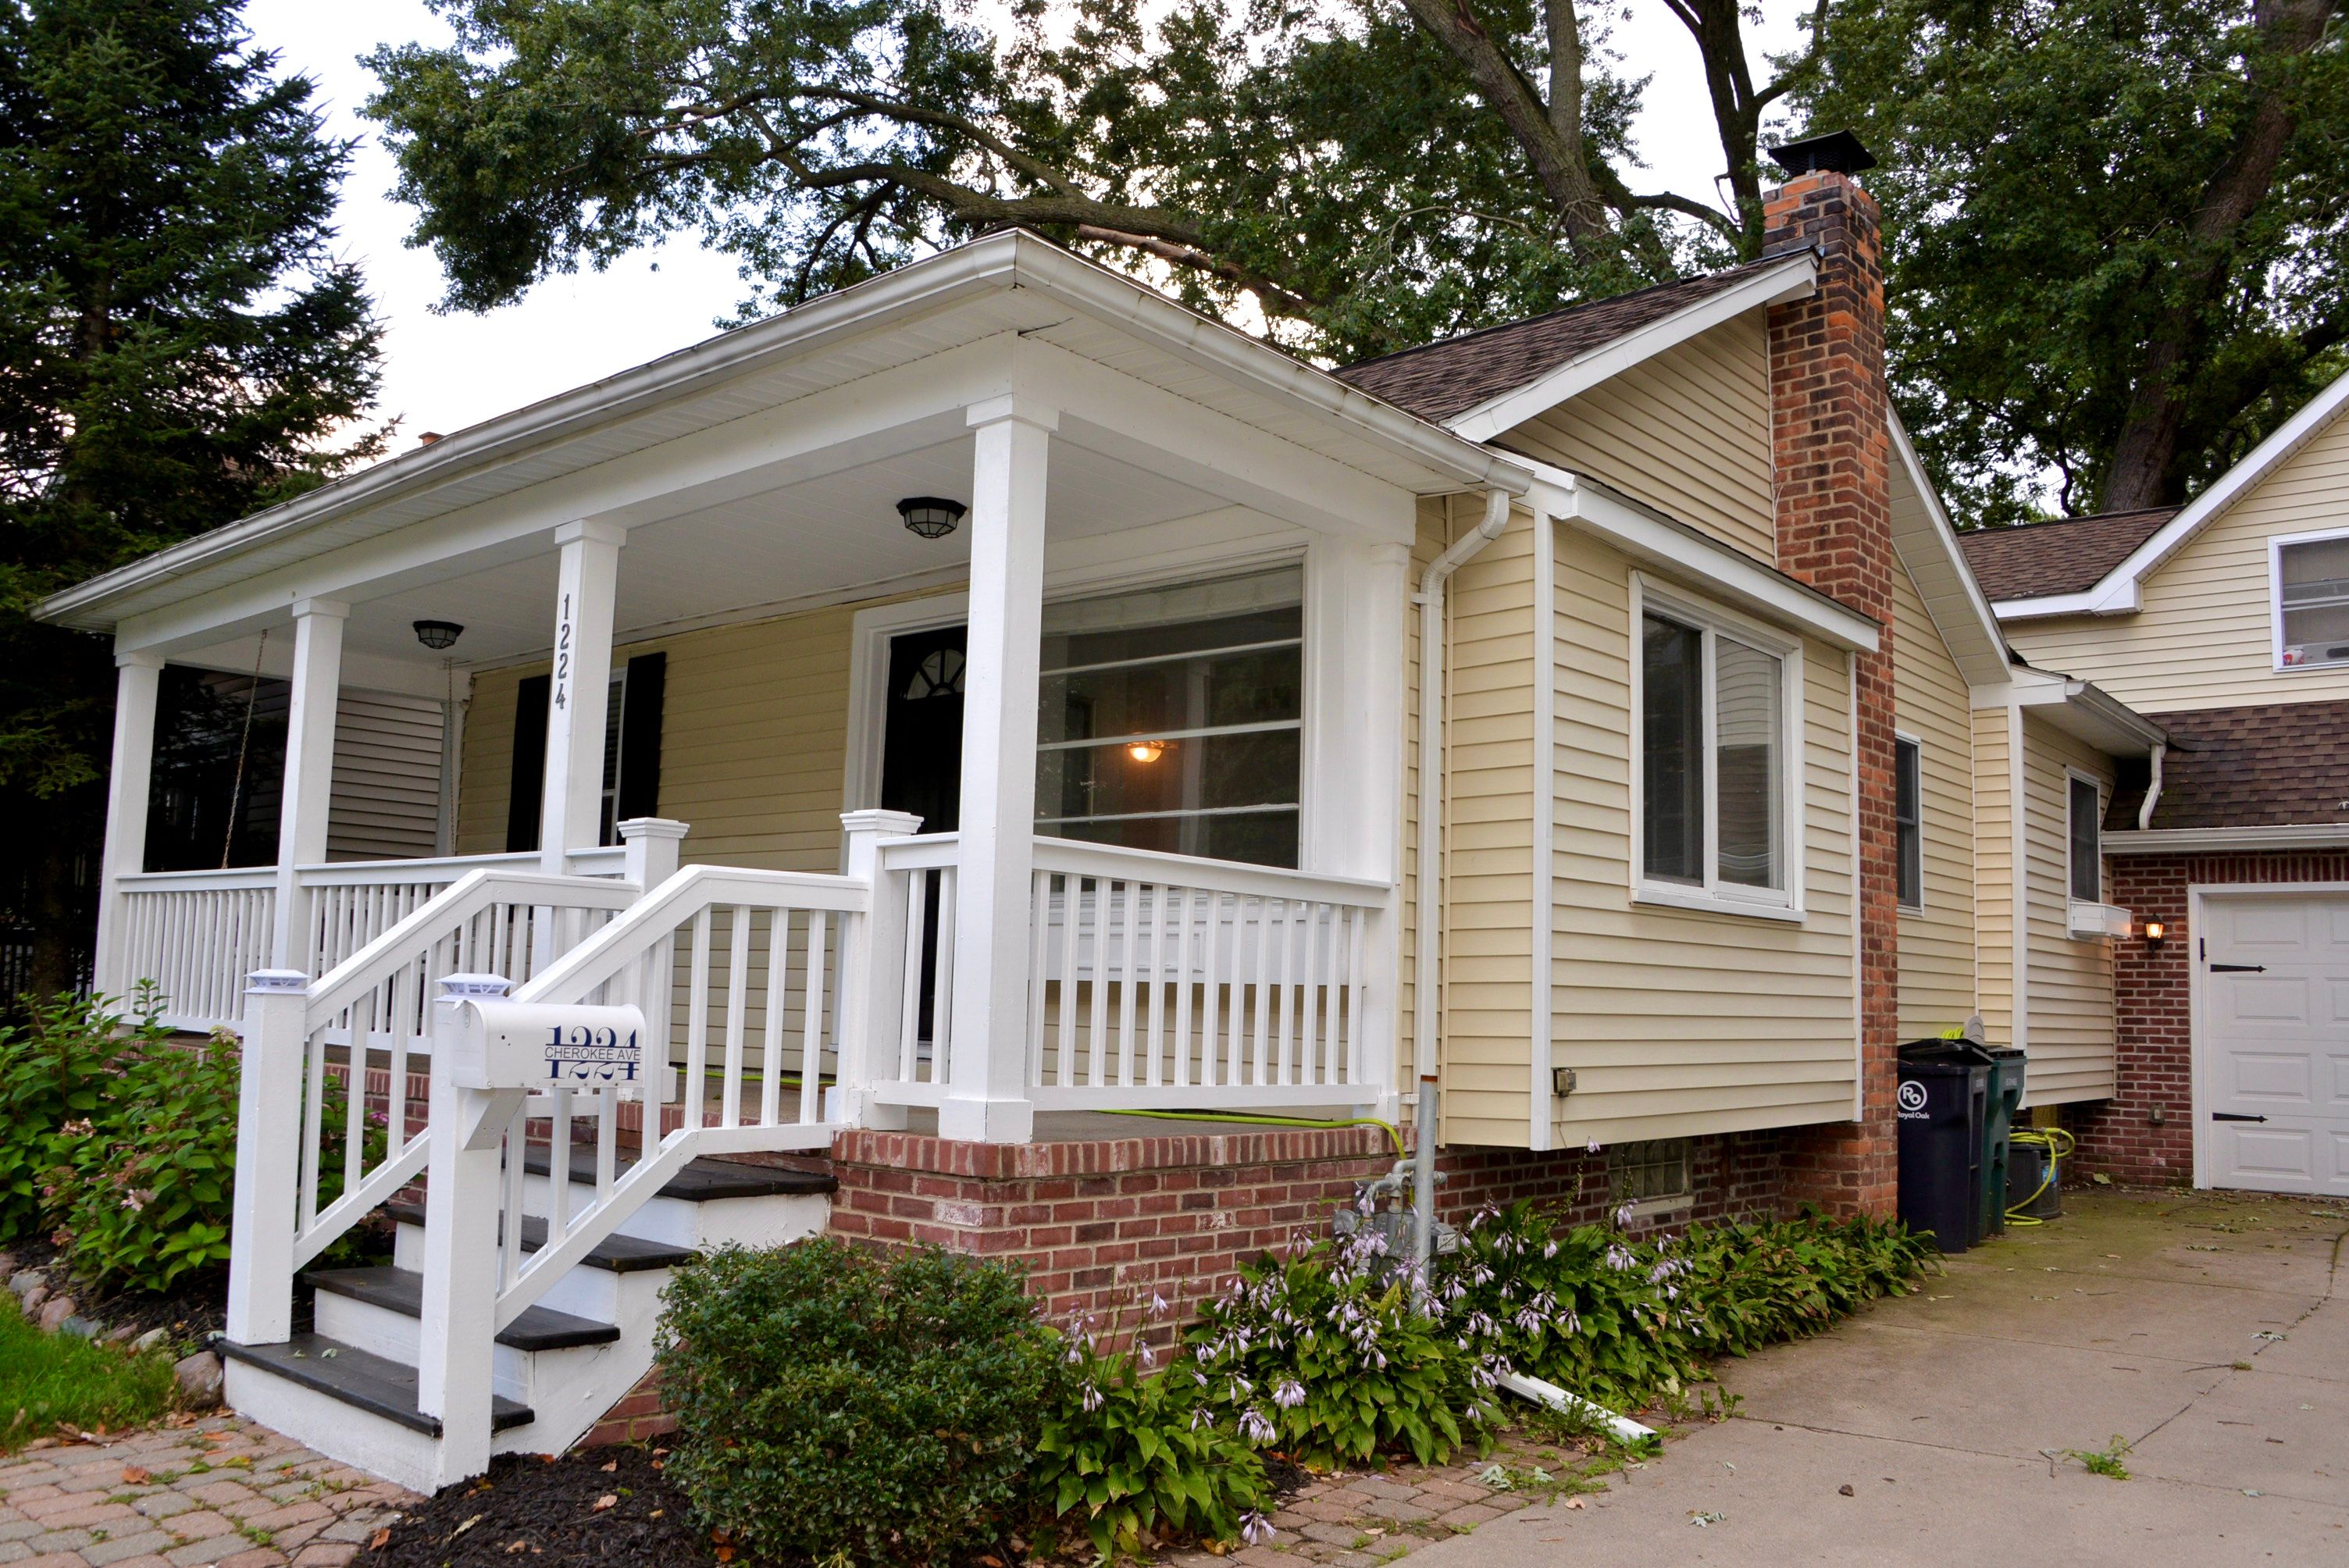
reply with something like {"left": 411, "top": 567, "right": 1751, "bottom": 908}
{"left": 2002, "top": 407, "right": 2349, "bottom": 711}
{"left": 1545, "top": 526, "right": 1860, "bottom": 1145}
{"left": 1891, "top": 565, "right": 1978, "bottom": 1036}
{"left": 1970, "top": 707, "right": 2016, "bottom": 1049}
{"left": 2021, "top": 718, "right": 2116, "bottom": 1103}
{"left": 457, "top": 601, "right": 873, "bottom": 871}
{"left": 1438, "top": 497, "right": 1538, "bottom": 1147}
{"left": 1497, "top": 315, "right": 1777, "bottom": 566}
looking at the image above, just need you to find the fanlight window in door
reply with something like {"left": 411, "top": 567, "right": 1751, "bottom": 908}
{"left": 1035, "top": 567, "right": 1303, "bottom": 867}
{"left": 904, "top": 646, "right": 964, "bottom": 700}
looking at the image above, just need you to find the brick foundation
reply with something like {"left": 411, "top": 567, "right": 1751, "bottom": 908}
{"left": 2070, "top": 850, "right": 2349, "bottom": 1186}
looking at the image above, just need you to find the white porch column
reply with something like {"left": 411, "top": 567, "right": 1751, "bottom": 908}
{"left": 939, "top": 398, "right": 1053, "bottom": 1144}
{"left": 270, "top": 599, "right": 348, "bottom": 971}
{"left": 93, "top": 650, "right": 164, "bottom": 996}
{"left": 539, "top": 521, "right": 626, "bottom": 874}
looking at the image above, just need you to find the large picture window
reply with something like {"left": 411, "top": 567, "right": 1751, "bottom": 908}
{"left": 1035, "top": 568, "right": 1303, "bottom": 867}
{"left": 2276, "top": 530, "right": 2349, "bottom": 668}
{"left": 1636, "top": 587, "right": 1798, "bottom": 911}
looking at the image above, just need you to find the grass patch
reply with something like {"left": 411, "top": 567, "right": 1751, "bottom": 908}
{"left": 0, "top": 1307, "right": 174, "bottom": 1449}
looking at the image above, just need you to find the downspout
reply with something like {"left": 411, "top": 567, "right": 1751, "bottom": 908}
{"left": 2137, "top": 741, "right": 2165, "bottom": 830}
{"left": 1412, "top": 486, "right": 1513, "bottom": 1299}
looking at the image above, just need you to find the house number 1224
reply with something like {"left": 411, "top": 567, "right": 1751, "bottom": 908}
{"left": 553, "top": 592, "right": 572, "bottom": 711}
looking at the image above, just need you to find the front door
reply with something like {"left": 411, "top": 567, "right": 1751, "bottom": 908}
{"left": 879, "top": 626, "right": 965, "bottom": 1046}
{"left": 2199, "top": 891, "right": 2349, "bottom": 1196}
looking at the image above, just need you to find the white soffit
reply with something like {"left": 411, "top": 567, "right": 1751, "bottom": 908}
{"left": 1992, "top": 364, "right": 2349, "bottom": 622}
{"left": 1887, "top": 413, "right": 2011, "bottom": 686}
{"left": 1443, "top": 252, "right": 1819, "bottom": 445}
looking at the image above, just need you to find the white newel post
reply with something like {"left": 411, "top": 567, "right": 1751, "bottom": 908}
{"left": 539, "top": 521, "right": 626, "bottom": 875}
{"left": 269, "top": 599, "right": 348, "bottom": 971}
{"left": 418, "top": 974, "right": 518, "bottom": 1484}
{"left": 226, "top": 968, "right": 309, "bottom": 1345}
{"left": 617, "top": 817, "right": 687, "bottom": 890}
{"left": 835, "top": 808, "right": 923, "bottom": 1129}
{"left": 940, "top": 399, "right": 1052, "bottom": 1144}
{"left": 93, "top": 650, "right": 163, "bottom": 996}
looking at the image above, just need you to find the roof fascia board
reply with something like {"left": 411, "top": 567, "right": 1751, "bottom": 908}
{"left": 1885, "top": 410, "right": 2011, "bottom": 682}
{"left": 2105, "top": 824, "right": 2349, "bottom": 854}
{"left": 2035, "top": 365, "right": 2349, "bottom": 618}
{"left": 1991, "top": 583, "right": 2141, "bottom": 622}
{"left": 1524, "top": 460, "right": 1880, "bottom": 653}
{"left": 1976, "top": 672, "right": 2166, "bottom": 754}
{"left": 1443, "top": 254, "right": 1819, "bottom": 445}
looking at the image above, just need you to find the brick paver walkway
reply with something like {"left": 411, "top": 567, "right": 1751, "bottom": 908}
{"left": 0, "top": 1417, "right": 416, "bottom": 1568}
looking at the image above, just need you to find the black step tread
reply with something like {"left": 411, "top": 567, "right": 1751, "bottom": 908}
{"left": 216, "top": 1333, "right": 533, "bottom": 1435}
{"left": 520, "top": 1147, "right": 836, "bottom": 1200}
{"left": 305, "top": 1266, "right": 620, "bottom": 1352}
{"left": 382, "top": 1200, "right": 696, "bottom": 1274}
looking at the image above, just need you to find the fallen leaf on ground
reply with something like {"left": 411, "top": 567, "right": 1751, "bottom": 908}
{"left": 121, "top": 1466, "right": 150, "bottom": 1484}
{"left": 453, "top": 1515, "right": 483, "bottom": 1537}
{"left": 370, "top": 1527, "right": 391, "bottom": 1549}
{"left": 1563, "top": 1496, "right": 1587, "bottom": 1510}
{"left": 592, "top": 1495, "right": 618, "bottom": 1512}
{"left": 600, "top": 1460, "right": 617, "bottom": 1472}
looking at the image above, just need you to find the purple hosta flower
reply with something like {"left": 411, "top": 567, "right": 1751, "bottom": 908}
{"left": 1463, "top": 1310, "right": 1502, "bottom": 1341}
{"left": 1614, "top": 1202, "right": 1637, "bottom": 1228}
{"left": 1273, "top": 1377, "right": 1306, "bottom": 1409}
{"left": 1225, "top": 1374, "right": 1254, "bottom": 1403}
{"left": 1239, "top": 1407, "right": 1278, "bottom": 1445}
{"left": 1146, "top": 1291, "right": 1171, "bottom": 1320}
{"left": 1240, "top": 1510, "right": 1277, "bottom": 1547}
{"left": 1605, "top": 1243, "right": 1638, "bottom": 1272}
{"left": 1586, "top": 1136, "right": 1602, "bottom": 1155}
{"left": 1080, "top": 1381, "right": 1104, "bottom": 1413}
{"left": 1191, "top": 1405, "right": 1213, "bottom": 1431}
{"left": 1563, "top": 1310, "right": 1581, "bottom": 1336}
{"left": 1513, "top": 1306, "right": 1546, "bottom": 1335}
{"left": 1543, "top": 1238, "right": 1560, "bottom": 1260}
{"left": 1137, "top": 1338, "right": 1159, "bottom": 1370}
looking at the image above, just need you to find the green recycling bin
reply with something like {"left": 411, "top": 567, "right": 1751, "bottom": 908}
{"left": 1977, "top": 1047, "right": 2025, "bottom": 1238}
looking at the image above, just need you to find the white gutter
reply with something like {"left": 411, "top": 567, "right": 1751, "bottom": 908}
{"left": 2137, "top": 742, "right": 2165, "bottom": 831}
{"left": 1412, "top": 486, "right": 1513, "bottom": 1295}
{"left": 2104, "top": 822, "right": 2349, "bottom": 854}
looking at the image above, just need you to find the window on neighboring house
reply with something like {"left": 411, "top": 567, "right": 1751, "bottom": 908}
{"left": 1609, "top": 1139, "right": 1693, "bottom": 1207}
{"left": 2276, "top": 531, "right": 2349, "bottom": 668}
{"left": 2069, "top": 774, "right": 2102, "bottom": 903}
{"left": 1895, "top": 737, "right": 1923, "bottom": 910}
{"left": 1638, "top": 595, "right": 1795, "bottom": 908}
{"left": 1034, "top": 568, "right": 1303, "bottom": 868}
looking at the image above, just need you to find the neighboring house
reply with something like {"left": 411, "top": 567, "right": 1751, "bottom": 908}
{"left": 1965, "top": 369, "right": 2349, "bottom": 1199}
{"left": 35, "top": 139, "right": 2171, "bottom": 1489}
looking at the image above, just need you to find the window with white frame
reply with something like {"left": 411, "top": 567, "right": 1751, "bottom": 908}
{"left": 1895, "top": 736, "right": 1923, "bottom": 910}
{"left": 2068, "top": 773, "right": 2102, "bottom": 903}
{"left": 1637, "top": 588, "right": 1798, "bottom": 909}
{"left": 2276, "top": 529, "right": 2349, "bottom": 668}
{"left": 1035, "top": 567, "right": 1303, "bottom": 867}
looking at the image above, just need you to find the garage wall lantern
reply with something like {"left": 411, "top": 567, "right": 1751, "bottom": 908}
{"left": 2142, "top": 920, "right": 2166, "bottom": 950}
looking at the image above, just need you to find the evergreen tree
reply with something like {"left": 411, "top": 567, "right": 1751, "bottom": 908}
{"left": 0, "top": 0, "right": 383, "bottom": 995}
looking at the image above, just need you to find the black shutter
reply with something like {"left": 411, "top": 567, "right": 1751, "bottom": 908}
{"left": 615, "top": 652, "right": 665, "bottom": 822}
{"left": 505, "top": 675, "right": 550, "bottom": 853}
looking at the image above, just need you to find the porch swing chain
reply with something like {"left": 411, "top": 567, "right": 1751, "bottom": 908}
{"left": 219, "top": 629, "right": 268, "bottom": 871}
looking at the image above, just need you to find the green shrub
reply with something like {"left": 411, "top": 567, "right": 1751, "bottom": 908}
{"left": 1187, "top": 1235, "right": 1502, "bottom": 1470}
{"left": 1035, "top": 1309, "right": 1271, "bottom": 1559}
{"left": 655, "top": 1239, "right": 1058, "bottom": 1566}
{"left": 1670, "top": 1210, "right": 1938, "bottom": 1357}
{"left": 0, "top": 992, "right": 155, "bottom": 1245}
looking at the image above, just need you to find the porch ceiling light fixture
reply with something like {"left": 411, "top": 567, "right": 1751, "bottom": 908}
{"left": 1125, "top": 739, "right": 1167, "bottom": 764}
{"left": 896, "top": 495, "right": 967, "bottom": 540}
{"left": 412, "top": 619, "right": 464, "bottom": 650}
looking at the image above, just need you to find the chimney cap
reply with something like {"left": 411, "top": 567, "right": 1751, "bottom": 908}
{"left": 1767, "top": 129, "right": 1879, "bottom": 178}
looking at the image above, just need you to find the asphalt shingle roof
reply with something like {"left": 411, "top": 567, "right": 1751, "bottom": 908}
{"left": 1956, "top": 509, "right": 2176, "bottom": 602}
{"left": 1334, "top": 258, "right": 1798, "bottom": 425}
{"left": 2105, "top": 698, "right": 2349, "bottom": 831}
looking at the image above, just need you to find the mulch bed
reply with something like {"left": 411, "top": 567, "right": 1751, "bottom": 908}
{"left": 0, "top": 1236, "right": 224, "bottom": 1349}
{"left": 372, "top": 1446, "right": 735, "bottom": 1566}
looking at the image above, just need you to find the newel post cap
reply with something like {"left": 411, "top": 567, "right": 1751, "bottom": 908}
{"left": 245, "top": 969, "right": 309, "bottom": 996}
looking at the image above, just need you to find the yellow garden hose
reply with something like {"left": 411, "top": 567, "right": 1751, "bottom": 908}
{"left": 2005, "top": 1125, "right": 2077, "bottom": 1227}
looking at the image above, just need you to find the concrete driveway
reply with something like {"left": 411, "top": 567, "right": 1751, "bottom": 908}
{"left": 1415, "top": 1190, "right": 2348, "bottom": 1565}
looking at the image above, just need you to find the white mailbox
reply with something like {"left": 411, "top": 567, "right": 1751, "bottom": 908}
{"left": 445, "top": 997, "right": 659, "bottom": 1099}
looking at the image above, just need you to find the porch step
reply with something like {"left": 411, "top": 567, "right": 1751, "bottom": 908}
{"left": 216, "top": 1334, "right": 535, "bottom": 1436}
{"left": 305, "top": 1266, "right": 620, "bottom": 1352}
{"left": 380, "top": 1200, "right": 696, "bottom": 1273}
{"left": 519, "top": 1146, "right": 837, "bottom": 1200}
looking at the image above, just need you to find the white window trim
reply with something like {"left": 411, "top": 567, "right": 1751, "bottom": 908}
{"left": 840, "top": 546, "right": 1314, "bottom": 862}
{"left": 1894, "top": 729, "right": 1924, "bottom": 913}
{"left": 2269, "top": 523, "right": 2349, "bottom": 673}
{"left": 1627, "top": 573, "right": 1807, "bottom": 921}
{"left": 2065, "top": 765, "right": 2106, "bottom": 915}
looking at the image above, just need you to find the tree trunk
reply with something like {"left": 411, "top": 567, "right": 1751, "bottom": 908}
{"left": 24, "top": 797, "right": 91, "bottom": 1005}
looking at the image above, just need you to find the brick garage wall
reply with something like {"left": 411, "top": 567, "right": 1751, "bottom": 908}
{"left": 2069, "top": 850, "right": 2349, "bottom": 1187}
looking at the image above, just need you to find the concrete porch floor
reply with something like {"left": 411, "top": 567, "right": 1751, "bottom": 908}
{"left": 1417, "top": 1188, "right": 2349, "bottom": 1564}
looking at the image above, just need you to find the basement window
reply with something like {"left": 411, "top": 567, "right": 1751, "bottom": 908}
{"left": 1609, "top": 1139, "right": 1693, "bottom": 1212}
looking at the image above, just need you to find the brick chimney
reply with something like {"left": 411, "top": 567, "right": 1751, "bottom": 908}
{"left": 1763, "top": 132, "right": 1900, "bottom": 1218}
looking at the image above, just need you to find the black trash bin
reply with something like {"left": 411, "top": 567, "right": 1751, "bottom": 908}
{"left": 1896, "top": 1041, "right": 1989, "bottom": 1253}
{"left": 1978, "top": 1047, "right": 2026, "bottom": 1238}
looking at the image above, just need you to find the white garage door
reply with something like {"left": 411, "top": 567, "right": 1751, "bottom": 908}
{"left": 2200, "top": 893, "right": 2349, "bottom": 1196}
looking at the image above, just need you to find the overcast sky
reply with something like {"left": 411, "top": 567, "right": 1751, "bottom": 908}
{"left": 241, "top": 0, "right": 1809, "bottom": 445}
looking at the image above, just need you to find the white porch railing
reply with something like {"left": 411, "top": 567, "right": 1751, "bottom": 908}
{"left": 861, "top": 833, "right": 1392, "bottom": 1113}
{"left": 113, "top": 848, "right": 636, "bottom": 1032}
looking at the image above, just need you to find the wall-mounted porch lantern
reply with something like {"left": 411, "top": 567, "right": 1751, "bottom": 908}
{"left": 2143, "top": 920, "right": 2166, "bottom": 951}
{"left": 896, "top": 496, "right": 968, "bottom": 540}
{"left": 412, "top": 619, "right": 464, "bottom": 650}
